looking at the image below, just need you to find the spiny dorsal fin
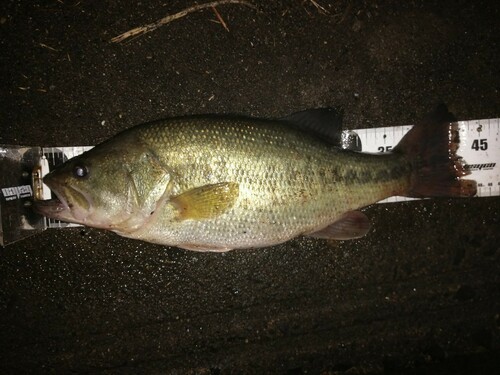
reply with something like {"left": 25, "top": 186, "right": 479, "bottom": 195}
{"left": 281, "top": 108, "right": 344, "bottom": 146}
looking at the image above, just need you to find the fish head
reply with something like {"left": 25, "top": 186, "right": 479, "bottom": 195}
{"left": 35, "top": 137, "right": 172, "bottom": 232}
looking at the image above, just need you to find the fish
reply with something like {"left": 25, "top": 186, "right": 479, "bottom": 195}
{"left": 34, "top": 105, "right": 476, "bottom": 251}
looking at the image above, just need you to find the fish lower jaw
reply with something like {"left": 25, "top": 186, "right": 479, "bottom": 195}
{"left": 33, "top": 198, "right": 71, "bottom": 220}
{"left": 34, "top": 193, "right": 91, "bottom": 224}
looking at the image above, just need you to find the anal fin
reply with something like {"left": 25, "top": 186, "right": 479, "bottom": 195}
{"left": 307, "top": 211, "right": 371, "bottom": 240}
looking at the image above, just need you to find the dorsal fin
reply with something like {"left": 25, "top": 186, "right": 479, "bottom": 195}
{"left": 281, "top": 108, "right": 344, "bottom": 146}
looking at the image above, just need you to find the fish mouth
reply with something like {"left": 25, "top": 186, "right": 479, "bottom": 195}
{"left": 34, "top": 182, "right": 91, "bottom": 224}
{"left": 33, "top": 196, "right": 69, "bottom": 217}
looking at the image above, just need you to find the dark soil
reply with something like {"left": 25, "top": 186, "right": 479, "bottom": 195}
{"left": 1, "top": 1, "right": 499, "bottom": 373}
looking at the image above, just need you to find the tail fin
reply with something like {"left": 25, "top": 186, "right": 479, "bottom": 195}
{"left": 393, "top": 104, "right": 477, "bottom": 198}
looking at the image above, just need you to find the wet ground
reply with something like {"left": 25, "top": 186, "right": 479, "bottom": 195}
{"left": 1, "top": 0, "right": 499, "bottom": 373}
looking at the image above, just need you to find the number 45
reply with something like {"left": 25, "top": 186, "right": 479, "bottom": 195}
{"left": 471, "top": 139, "right": 488, "bottom": 151}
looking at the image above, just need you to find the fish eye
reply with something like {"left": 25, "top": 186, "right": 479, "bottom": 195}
{"left": 73, "top": 164, "right": 89, "bottom": 178}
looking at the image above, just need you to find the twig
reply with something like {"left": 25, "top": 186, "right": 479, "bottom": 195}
{"left": 39, "top": 42, "right": 59, "bottom": 51}
{"left": 111, "top": 0, "right": 254, "bottom": 43}
{"left": 307, "top": 0, "right": 329, "bottom": 14}
{"left": 211, "top": 6, "right": 229, "bottom": 32}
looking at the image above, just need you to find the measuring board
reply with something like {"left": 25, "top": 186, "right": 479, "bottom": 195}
{"left": 0, "top": 117, "right": 498, "bottom": 246}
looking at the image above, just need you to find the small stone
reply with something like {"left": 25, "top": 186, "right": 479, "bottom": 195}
{"left": 352, "top": 19, "right": 362, "bottom": 32}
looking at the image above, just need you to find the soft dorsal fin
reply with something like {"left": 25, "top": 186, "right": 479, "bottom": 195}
{"left": 281, "top": 108, "right": 344, "bottom": 146}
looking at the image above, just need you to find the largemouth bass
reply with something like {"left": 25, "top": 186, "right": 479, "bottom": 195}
{"left": 34, "top": 106, "right": 476, "bottom": 251}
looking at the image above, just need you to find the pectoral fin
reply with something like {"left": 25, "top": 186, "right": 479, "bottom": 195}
{"left": 308, "top": 211, "right": 371, "bottom": 240}
{"left": 171, "top": 182, "right": 239, "bottom": 220}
